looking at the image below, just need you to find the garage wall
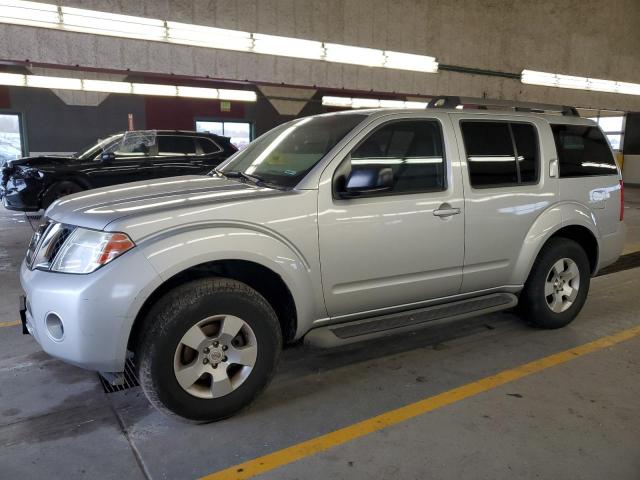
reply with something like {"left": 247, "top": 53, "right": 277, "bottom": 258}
{"left": 6, "top": 87, "right": 146, "bottom": 154}
{"left": 0, "top": 0, "right": 639, "bottom": 111}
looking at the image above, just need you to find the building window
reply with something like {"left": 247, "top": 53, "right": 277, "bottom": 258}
{"left": 0, "top": 113, "right": 24, "bottom": 166}
{"left": 588, "top": 114, "right": 625, "bottom": 151}
{"left": 196, "top": 120, "right": 252, "bottom": 150}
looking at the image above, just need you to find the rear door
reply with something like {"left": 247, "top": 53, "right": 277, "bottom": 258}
{"left": 452, "top": 114, "right": 558, "bottom": 292}
{"left": 148, "top": 135, "right": 200, "bottom": 178}
{"left": 194, "top": 136, "right": 230, "bottom": 171}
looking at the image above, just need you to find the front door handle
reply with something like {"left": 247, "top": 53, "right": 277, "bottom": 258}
{"left": 433, "top": 204, "right": 461, "bottom": 217}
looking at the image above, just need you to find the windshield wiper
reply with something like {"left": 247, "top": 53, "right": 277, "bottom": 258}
{"left": 214, "top": 169, "right": 287, "bottom": 190}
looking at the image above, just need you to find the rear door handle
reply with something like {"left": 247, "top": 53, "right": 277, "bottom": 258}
{"left": 433, "top": 204, "right": 461, "bottom": 217}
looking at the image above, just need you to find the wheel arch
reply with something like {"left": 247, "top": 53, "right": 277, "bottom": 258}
{"left": 127, "top": 259, "right": 300, "bottom": 356}
{"left": 510, "top": 203, "right": 601, "bottom": 285}
{"left": 40, "top": 175, "right": 91, "bottom": 207}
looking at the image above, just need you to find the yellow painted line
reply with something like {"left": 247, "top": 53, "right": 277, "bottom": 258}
{"left": 0, "top": 320, "right": 20, "bottom": 328}
{"left": 201, "top": 324, "right": 640, "bottom": 480}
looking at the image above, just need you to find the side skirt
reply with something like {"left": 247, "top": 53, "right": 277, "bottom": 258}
{"left": 304, "top": 293, "right": 517, "bottom": 348}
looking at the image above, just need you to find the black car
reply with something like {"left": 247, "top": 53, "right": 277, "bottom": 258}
{"left": 0, "top": 130, "right": 237, "bottom": 212}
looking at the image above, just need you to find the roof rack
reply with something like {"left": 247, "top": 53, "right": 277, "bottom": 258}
{"left": 426, "top": 96, "right": 579, "bottom": 117}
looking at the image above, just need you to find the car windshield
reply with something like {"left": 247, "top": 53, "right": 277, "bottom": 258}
{"left": 216, "top": 114, "right": 366, "bottom": 188}
{"left": 74, "top": 134, "right": 123, "bottom": 160}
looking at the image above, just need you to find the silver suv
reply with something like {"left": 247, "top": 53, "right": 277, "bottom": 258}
{"left": 19, "top": 107, "right": 625, "bottom": 421}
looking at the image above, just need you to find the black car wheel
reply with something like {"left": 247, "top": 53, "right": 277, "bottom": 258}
{"left": 42, "top": 181, "right": 83, "bottom": 209}
{"left": 135, "top": 277, "right": 282, "bottom": 422}
{"left": 518, "top": 238, "right": 591, "bottom": 329}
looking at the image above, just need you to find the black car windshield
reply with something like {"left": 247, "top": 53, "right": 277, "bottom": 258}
{"left": 75, "top": 134, "right": 123, "bottom": 160}
{"left": 216, "top": 114, "right": 366, "bottom": 188}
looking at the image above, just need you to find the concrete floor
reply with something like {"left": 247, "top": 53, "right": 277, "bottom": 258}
{"left": 0, "top": 188, "right": 639, "bottom": 479}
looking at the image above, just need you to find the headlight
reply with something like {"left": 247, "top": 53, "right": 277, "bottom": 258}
{"left": 49, "top": 228, "right": 135, "bottom": 274}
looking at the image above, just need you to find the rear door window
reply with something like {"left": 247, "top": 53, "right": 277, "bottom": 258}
{"left": 196, "top": 137, "right": 222, "bottom": 155}
{"left": 551, "top": 124, "right": 618, "bottom": 177}
{"left": 157, "top": 136, "right": 196, "bottom": 156}
{"left": 461, "top": 121, "right": 539, "bottom": 188}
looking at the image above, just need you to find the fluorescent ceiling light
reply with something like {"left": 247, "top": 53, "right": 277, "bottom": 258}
{"left": 0, "top": 0, "right": 59, "bottom": 28}
{"left": 404, "top": 101, "right": 429, "bottom": 108}
{"left": 322, "top": 96, "right": 352, "bottom": 107}
{"left": 218, "top": 89, "right": 257, "bottom": 101}
{"left": 322, "top": 96, "right": 428, "bottom": 109}
{"left": 324, "top": 43, "right": 386, "bottom": 67}
{"left": 0, "top": 72, "right": 25, "bottom": 85}
{"left": 132, "top": 83, "right": 177, "bottom": 96}
{"left": 26, "top": 74, "right": 82, "bottom": 90}
{"left": 82, "top": 79, "right": 132, "bottom": 93}
{"left": 0, "top": 1, "right": 439, "bottom": 74}
{"left": 0, "top": 72, "right": 256, "bottom": 100}
{"left": 167, "top": 21, "right": 252, "bottom": 51}
{"left": 522, "top": 69, "right": 640, "bottom": 96}
{"left": 351, "top": 98, "right": 381, "bottom": 109}
{"left": 384, "top": 51, "right": 438, "bottom": 73}
{"left": 379, "top": 99, "right": 407, "bottom": 108}
{"left": 252, "top": 33, "right": 324, "bottom": 60}
{"left": 61, "top": 6, "right": 166, "bottom": 41}
{"left": 177, "top": 86, "right": 219, "bottom": 99}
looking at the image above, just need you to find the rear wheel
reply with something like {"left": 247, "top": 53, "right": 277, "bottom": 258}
{"left": 135, "top": 277, "right": 282, "bottom": 422}
{"left": 519, "top": 238, "right": 591, "bottom": 329}
{"left": 42, "top": 180, "right": 83, "bottom": 208}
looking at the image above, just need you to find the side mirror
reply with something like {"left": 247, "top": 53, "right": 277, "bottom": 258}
{"left": 339, "top": 167, "right": 393, "bottom": 198}
{"left": 100, "top": 151, "right": 116, "bottom": 162}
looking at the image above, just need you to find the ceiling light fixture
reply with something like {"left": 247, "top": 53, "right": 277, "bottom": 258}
{"left": 0, "top": 72, "right": 257, "bottom": 101}
{"left": 322, "top": 96, "right": 429, "bottom": 109}
{"left": 0, "top": 1, "right": 439, "bottom": 74}
{"left": 521, "top": 70, "right": 640, "bottom": 96}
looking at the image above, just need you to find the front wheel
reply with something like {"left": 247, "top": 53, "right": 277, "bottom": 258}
{"left": 135, "top": 277, "right": 282, "bottom": 422}
{"left": 518, "top": 238, "right": 591, "bottom": 329}
{"left": 42, "top": 180, "right": 83, "bottom": 209}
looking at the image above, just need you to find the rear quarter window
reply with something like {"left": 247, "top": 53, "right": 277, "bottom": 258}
{"left": 551, "top": 124, "right": 618, "bottom": 177}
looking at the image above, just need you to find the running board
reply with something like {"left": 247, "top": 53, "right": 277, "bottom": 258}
{"left": 304, "top": 293, "right": 518, "bottom": 348}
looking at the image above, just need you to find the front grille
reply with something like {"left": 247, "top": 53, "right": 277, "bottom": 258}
{"left": 26, "top": 220, "right": 75, "bottom": 270}
{"left": 25, "top": 221, "right": 50, "bottom": 268}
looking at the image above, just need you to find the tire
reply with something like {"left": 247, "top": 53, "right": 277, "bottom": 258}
{"left": 519, "top": 238, "right": 591, "bottom": 329}
{"left": 135, "top": 277, "right": 282, "bottom": 422}
{"left": 42, "top": 180, "right": 83, "bottom": 209}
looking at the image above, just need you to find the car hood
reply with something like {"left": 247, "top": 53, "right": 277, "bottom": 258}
{"left": 6, "top": 155, "right": 75, "bottom": 168}
{"left": 46, "top": 175, "right": 291, "bottom": 231}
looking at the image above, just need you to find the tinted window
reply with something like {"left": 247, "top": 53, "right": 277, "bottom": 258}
{"left": 348, "top": 120, "right": 445, "bottom": 194}
{"left": 511, "top": 123, "right": 538, "bottom": 183}
{"left": 551, "top": 125, "right": 618, "bottom": 177}
{"left": 197, "top": 137, "right": 221, "bottom": 154}
{"left": 462, "top": 122, "right": 517, "bottom": 187}
{"left": 157, "top": 136, "right": 196, "bottom": 156}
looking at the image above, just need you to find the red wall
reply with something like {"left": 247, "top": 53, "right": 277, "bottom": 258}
{"left": 144, "top": 97, "right": 246, "bottom": 130}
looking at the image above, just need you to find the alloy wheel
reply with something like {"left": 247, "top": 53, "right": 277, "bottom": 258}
{"left": 173, "top": 315, "right": 258, "bottom": 399}
{"left": 544, "top": 258, "right": 580, "bottom": 313}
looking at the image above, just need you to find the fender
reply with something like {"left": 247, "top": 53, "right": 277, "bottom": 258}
{"left": 136, "top": 222, "right": 326, "bottom": 339}
{"left": 509, "top": 201, "right": 600, "bottom": 285}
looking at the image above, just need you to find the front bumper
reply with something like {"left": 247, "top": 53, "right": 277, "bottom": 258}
{"left": 20, "top": 248, "right": 161, "bottom": 372}
{"left": 2, "top": 181, "right": 41, "bottom": 211}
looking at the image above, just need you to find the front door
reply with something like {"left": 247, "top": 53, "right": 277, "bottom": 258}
{"left": 318, "top": 115, "right": 465, "bottom": 318}
{"left": 87, "top": 132, "right": 155, "bottom": 187}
